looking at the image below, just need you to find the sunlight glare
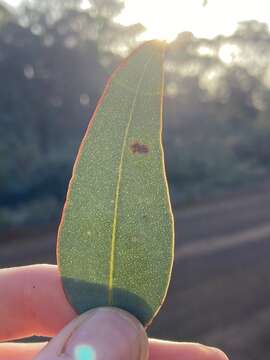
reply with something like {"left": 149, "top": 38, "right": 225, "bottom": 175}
{"left": 5, "top": 0, "right": 270, "bottom": 43}
{"left": 219, "top": 44, "right": 240, "bottom": 64}
{"left": 4, "top": 0, "right": 22, "bottom": 6}
{"left": 81, "top": 0, "right": 91, "bottom": 10}
{"left": 197, "top": 46, "right": 215, "bottom": 57}
{"left": 116, "top": 0, "right": 207, "bottom": 42}
{"left": 116, "top": 0, "right": 270, "bottom": 42}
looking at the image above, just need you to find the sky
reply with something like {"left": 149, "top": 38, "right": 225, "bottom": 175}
{"left": 4, "top": 0, "right": 270, "bottom": 41}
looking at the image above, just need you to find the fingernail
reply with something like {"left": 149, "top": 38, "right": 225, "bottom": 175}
{"left": 207, "top": 346, "right": 230, "bottom": 360}
{"left": 62, "top": 307, "right": 148, "bottom": 360}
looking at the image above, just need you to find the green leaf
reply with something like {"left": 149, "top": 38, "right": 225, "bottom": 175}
{"left": 57, "top": 40, "right": 174, "bottom": 327}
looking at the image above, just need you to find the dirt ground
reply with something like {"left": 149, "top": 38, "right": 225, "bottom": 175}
{"left": 1, "top": 180, "right": 270, "bottom": 360}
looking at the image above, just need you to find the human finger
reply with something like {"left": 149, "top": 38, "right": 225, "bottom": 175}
{"left": 0, "top": 264, "right": 76, "bottom": 341}
{"left": 0, "top": 342, "right": 45, "bottom": 360}
{"left": 34, "top": 307, "right": 148, "bottom": 360}
{"left": 149, "top": 339, "right": 229, "bottom": 360}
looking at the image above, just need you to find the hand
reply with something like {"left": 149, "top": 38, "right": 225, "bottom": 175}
{"left": 0, "top": 265, "right": 229, "bottom": 359}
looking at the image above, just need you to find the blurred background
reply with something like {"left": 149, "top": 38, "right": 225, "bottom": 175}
{"left": 1, "top": 0, "right": 270, "bottom": 359}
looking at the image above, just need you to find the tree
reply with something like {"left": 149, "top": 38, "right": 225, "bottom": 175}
{"left": 0, "top": 2, "right": 12, "bottom": 28}
{"left": 1, "top": 8, "right": 270, "bottom": 229}
{"left": 17, "top": 0, "right": 145, "bottom": 59}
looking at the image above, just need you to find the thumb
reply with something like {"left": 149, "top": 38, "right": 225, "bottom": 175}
{"left": 35, "top": 307, "right": 149, "bottom": 360}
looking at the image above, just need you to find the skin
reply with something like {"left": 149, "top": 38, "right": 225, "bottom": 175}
{"left": 0, "top": 264, "right": 229, "bottom": 360}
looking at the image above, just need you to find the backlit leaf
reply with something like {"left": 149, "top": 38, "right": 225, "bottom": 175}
{"left": 57, "top": 41, "right": 174, "bottom": 327}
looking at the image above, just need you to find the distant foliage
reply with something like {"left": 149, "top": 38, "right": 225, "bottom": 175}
{"left": 164, "top": 24, "right": 270, "bottom": 203}
{"left": 0, "top": 0, "right": 270, "bottom": 229}
{"left": 0, "top": 3, "right": 11, "bottom": 28}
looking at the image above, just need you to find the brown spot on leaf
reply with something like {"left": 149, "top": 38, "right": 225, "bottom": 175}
{"left": 130, "top": 142, "right": 149, "bottom": 154}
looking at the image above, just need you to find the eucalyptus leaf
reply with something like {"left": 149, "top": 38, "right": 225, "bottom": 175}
{"left": 57, "top": 41, "right": 174, "bottom": 327}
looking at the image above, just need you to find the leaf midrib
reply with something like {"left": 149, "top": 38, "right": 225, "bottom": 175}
{"left": 108, "top": 55, "right": 154, "bottom": 304}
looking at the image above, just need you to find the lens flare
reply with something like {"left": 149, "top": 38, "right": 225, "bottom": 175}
{"left": 74, "top": 344, "right": 96, "bottom": 360}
